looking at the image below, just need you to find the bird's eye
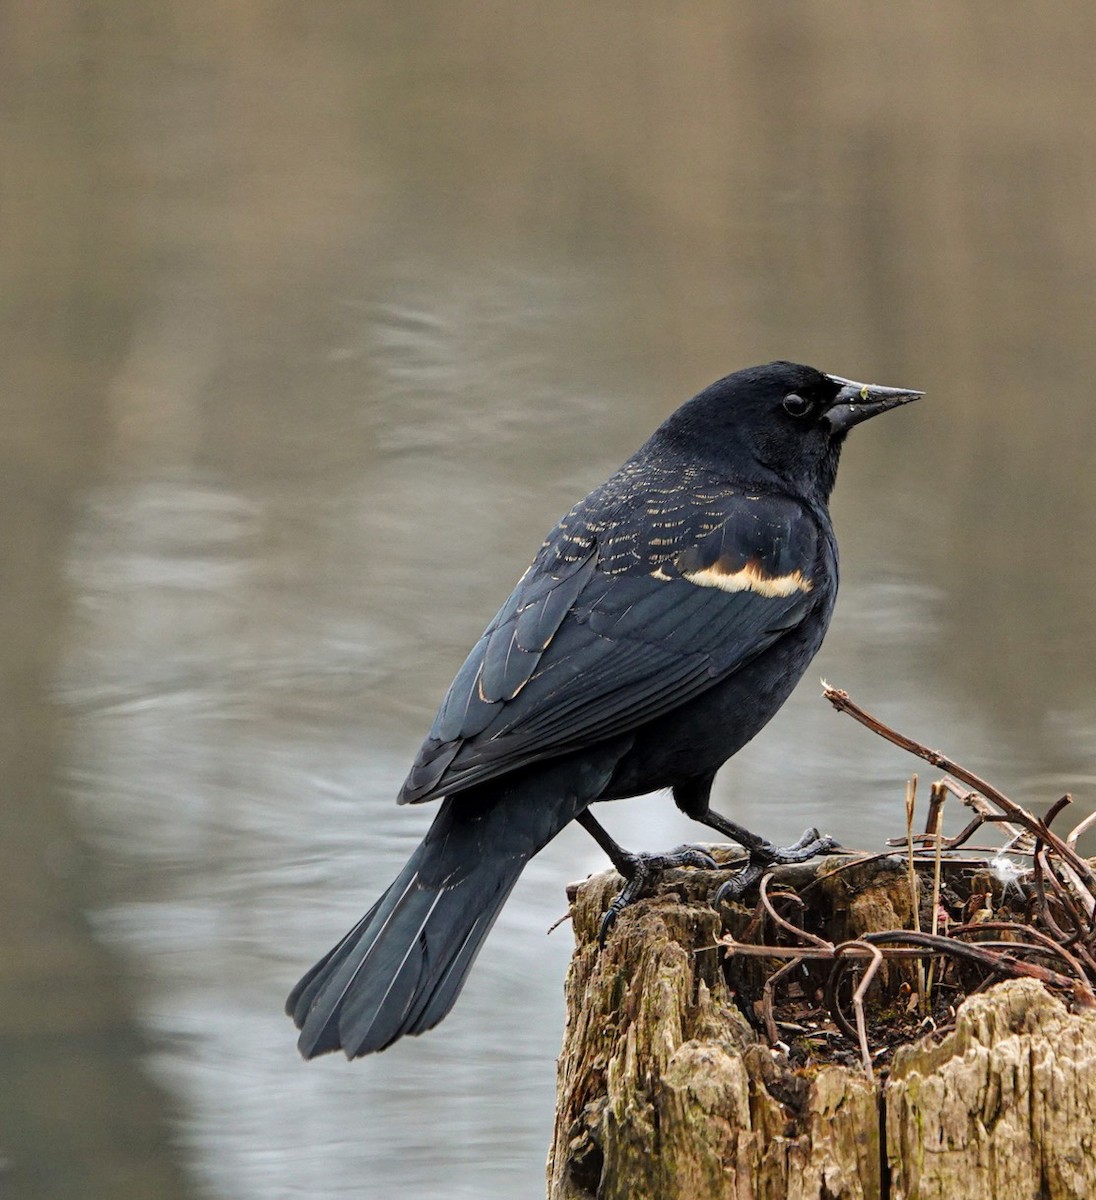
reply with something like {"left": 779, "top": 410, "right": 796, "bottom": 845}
{"left": 782, "top": 393, "right": 813, "bottom": 419}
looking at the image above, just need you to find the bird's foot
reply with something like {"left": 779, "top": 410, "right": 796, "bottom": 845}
{"left": 599, "top": 845, "right": 717, "bottom": 945}
{"left": 714, "top": 827, "right": 839, "bottom": 905}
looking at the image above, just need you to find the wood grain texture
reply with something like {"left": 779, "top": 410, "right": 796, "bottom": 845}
{"left": 548, "top": 860, "right": 1096, "bottom": 1200}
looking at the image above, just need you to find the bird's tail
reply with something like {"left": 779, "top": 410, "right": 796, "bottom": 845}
{"left": 286, "top": 775, "right": 592, "bottom": 1059}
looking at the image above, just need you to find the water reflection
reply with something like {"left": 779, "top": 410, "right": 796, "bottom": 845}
{"left": 4, "top": 3, "right": 1096, "bottom": 1198}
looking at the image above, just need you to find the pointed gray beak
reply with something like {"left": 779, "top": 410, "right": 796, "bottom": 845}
{"left": 823, "top": 374, "right": 924, "bottom": 434}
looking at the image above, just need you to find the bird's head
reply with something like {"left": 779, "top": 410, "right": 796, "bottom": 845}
{"left": 654, "top": 361, "right": 922, "bottom": 502}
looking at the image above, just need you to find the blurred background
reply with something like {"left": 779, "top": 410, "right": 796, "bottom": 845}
{"left": 3, "top": 3, "right": 1096, "bottom": 1197}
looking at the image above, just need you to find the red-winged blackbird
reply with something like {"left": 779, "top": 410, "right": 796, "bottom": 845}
{"left": 287, "top": 360, "right": 921, "bottom": 1058}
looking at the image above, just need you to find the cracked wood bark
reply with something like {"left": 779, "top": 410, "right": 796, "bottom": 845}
{"left": 547, "top": 857, "right": 1096, "bottom": 1200}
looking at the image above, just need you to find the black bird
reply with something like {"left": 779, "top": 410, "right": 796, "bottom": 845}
{"left": 287, "top": 360, "right": 921, "bottom": 1059}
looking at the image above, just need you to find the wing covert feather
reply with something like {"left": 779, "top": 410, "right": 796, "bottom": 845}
{"left": 399, "top": 491, "right": 828, "bottom": 803}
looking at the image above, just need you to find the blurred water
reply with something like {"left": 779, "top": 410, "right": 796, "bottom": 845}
{"left": 4, "top": 4, "right": 1096, "bottom": 1198}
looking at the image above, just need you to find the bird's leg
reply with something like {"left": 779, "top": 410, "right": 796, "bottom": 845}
{"left": 672, "top": 777, "right": 839, "bottom": 903}
{"left": 576, "top": 809, "right": 716, "bottom": 945}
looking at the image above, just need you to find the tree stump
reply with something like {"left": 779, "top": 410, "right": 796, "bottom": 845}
{"left": 547, "top": 854, "right": 1096, "bottom": 1200}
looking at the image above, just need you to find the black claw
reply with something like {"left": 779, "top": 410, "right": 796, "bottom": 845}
{"left": 714, "top": 865, "right": 761, "bottom": 906}
{"left": 598, "top": 845, "right": 717, "bottom": 945}
{"left": 598, "top": 887, "right": 635, "bottom": 946}
{"left": 663, "top": 846, "right": 719, "bottom": 872}
{"left": 714, "top": 827, "right": 839, "bottom": 906}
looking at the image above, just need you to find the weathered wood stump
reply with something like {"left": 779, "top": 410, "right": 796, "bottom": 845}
{"left": 547, "top": 853, "right": 1096, "bottom": 1200}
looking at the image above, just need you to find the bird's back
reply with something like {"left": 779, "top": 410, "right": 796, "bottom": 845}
{"left": 400, "top": 440, "right": 836, "bottom": 806}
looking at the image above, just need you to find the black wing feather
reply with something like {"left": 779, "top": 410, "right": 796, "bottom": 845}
{"left": 399, "top": 490, "right": 827, "bottom": 804}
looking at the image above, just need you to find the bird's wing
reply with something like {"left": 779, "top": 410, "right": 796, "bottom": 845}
{"left": 399, "top": 492, "right": 826, "bottom": 803}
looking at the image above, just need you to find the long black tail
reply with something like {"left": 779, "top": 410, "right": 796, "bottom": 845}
{"left": 286, "top": 766, "right": 602, "bottom": 1059}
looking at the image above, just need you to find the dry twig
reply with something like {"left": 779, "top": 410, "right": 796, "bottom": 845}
{"left": 716, "top": 687, "right": 1096, "bottom": 1073}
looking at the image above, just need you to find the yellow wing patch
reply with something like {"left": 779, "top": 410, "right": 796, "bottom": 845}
{"left": 677, "top": 560, "right": 812, "bottom": 597}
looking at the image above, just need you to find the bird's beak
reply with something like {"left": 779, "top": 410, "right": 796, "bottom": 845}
{"left": 823, "top": 375, "right": 923, "bottom": 434}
